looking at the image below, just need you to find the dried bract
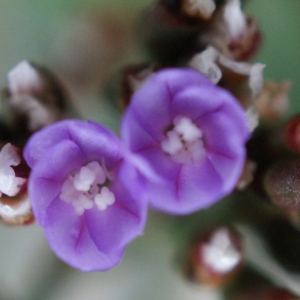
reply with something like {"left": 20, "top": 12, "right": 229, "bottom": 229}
{"left": 236, "top": 160, "right": 257, "bottom": 190}
{"left": 188, "top": 47, "right": 264, "bottom": 131}
{"left": 189, "top": 47, "right": 265, "bottom": 102}
{"left": 256, "top": 81, "right": 291, "bottom": 121}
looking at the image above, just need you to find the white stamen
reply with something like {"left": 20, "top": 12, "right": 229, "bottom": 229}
{"left": 72, "top": 195, "right": 94, "bottom": 216}
{"left": 60, "top": 177, "right": 80, "bottom": 203}
{"left": 94, "top": 187, "right": 115, "bottom": 211}
{"left": 161, "top": 116, "right": 206, "bottom": 164}
{"left": 161, "top": 131, "right": 182, "bottom": 155}
{"left": 0, "top": 144, "right": 26, "bottom": 197}
{"left": 174, "top": 116, "right": 203, "bottom": 142}
{"left": 188, "top": 139, "right": 206, "bottom": 161}
{"left": 202, "top": 228, "right": 242, "bottom": 273}
{"left": 60, "top": 161, "right": 115, "bottom": 215}
{"left": 73, "top": 166, "right": 96, "bottom": 191}
{"left": 86, "top": 161, "right": 106, "bottom": 184}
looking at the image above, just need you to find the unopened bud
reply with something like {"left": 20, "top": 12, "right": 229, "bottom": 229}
{"left": 0, "top": 143, "right": 32, "bottom": 226}
{"left": 5, "top": 61, "right": 67, "bottom": 133}
{"left": 198, "top": 1, "right": 262, "bottom": 61}
{"left": 0, "top": 193, "right": 34, "bottom": 226}
{"left": 264, "top": 159, "right": 300, "bottom": 210}
{"left": 0, "top": 143, "right": 30, "bottom": 198}
{"left": 186, "top": 226, "right": 244, "bottom": 287}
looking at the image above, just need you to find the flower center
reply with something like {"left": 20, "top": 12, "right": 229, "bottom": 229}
{"left": 60, "top": 161, "right": 115, "bottom": 215}
{"left": 161, "top": 116, "right": 206, "bottom": 165}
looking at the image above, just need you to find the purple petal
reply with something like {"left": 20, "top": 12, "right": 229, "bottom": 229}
{"left": 85, "top": 161, "right": 148, "bottom": 253}
{"left": 28, "top": 140, "right": 85, "bottom": 224}
{"left": 207, "top": 151, "right": 245, "bottom": 194}
{"left": 196, "top": 111, "right": 246, "bottom": 158}
{"left": 153, "top": 68, "right": 214, "bottom": 96}
{"left": 137, "top": 146, "right": 181, "bottom": 180}
{"left": 121, "top": 108, "right": 159, "bottom": 152}
{"left": 169, "top": 85, "right": 224, "bottom": 121}
{"left": 124, "top": 68, "right": 213, "bottom": 143}
{"left": 214, "top": 89, "right": 250, "bottom": 141}
{"left": 149, "top": 158, "right": 223, "bottom": 214}
{"left": 45, "top": 196, "right": 124, "bottom": 272}
{"left": 128, "top": 82, "right": 171, "bottom": 142}
{"left": 24, "top": 120, "right": 75, "bottom": 168}
{"left": 24, "top": 120, "right": 123, "bottom": 168}
{"left": 68, "top": 121, "right": 123, "bottom": 167}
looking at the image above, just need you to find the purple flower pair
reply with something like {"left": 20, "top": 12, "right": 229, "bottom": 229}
{"left": 24, "top": 68, "right": 250, "bottom": 271}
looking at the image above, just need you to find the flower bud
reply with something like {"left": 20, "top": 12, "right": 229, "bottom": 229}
{"left": 0, "top": 142, "right": 32, "bottom": 226}
{"left": 198, "top": 0, "right": 262, "bottom": 61}
{"left": 186, "top": 226, "right": 244, "bottom": 287}
{"left": 5, "top": 61, "right": 67, "bottom": 135}
{"left": 0, "top": 143, "right": 34, "bottom": 225}
{"left": 0, "top": 193, "right": 34, "bottom": 226}
{"left": 264, "top": 159, "right": 300, "bottom": 210}
{"left": 0, "top": 144, "right": 30, "bottom": 198}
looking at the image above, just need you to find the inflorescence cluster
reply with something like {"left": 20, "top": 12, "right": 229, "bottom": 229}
{"left": 1, "top": 0, "right": 300, "bottom": 298}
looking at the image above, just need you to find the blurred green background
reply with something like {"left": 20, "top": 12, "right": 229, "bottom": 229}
{"left": 0, "top": 0, "right": 300, "bottom": 299}
{"left": 246, "top": 0, "right": 300, "bottom": 113}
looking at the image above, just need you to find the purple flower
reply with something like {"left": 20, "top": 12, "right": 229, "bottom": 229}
{"left": 24, "top": 120, "right": 147, "bottom": 271}
{"left": 121, "top": 68, "right": 250, "bottom": 215}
